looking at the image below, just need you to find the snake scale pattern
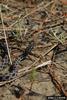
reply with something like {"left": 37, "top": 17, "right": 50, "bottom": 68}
{"left": 0, "top": 41, "right": 34, "bottom": 82}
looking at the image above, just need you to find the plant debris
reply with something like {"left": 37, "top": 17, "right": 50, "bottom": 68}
{"left": 0, "top": 0, "right": 67, "bottom": 100}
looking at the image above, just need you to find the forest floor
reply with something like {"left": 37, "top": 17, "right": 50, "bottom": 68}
{"left": 0, "top": 0, "right": 67, "bottom": 100}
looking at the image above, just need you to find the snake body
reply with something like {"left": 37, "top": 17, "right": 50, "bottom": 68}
{"left": 0, "top": 41, "right": 34, "bottom": 82}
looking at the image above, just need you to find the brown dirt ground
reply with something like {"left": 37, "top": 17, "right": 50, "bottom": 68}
{"left": 0, "top": 0, "right": 67, "bottom": 100}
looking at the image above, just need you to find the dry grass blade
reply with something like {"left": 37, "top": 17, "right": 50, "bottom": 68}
{"left": 0, "top": 5, "right": 12, "bottom": 65}
{"left": 19, "top": 60, "right": 51, "bottom": 73}
{"left": 0, "top": 60, "right": 51, "bottom": 86}
{"left": 48, "top": 66, "right": 67, "bottom": 96}
{"left": 44, "top": 43, "right": 58, "bottom": 56}
{"left": 9, "top": 1, "right": 54, "bottom": 28}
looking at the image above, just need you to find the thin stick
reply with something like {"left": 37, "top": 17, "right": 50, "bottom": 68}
{"left": 0, "top": 28, "right": 24, "bottom": 31}
{"left": 48, "top": 66, "right": 67, "bottom": 96}
{"left": 0, "top": 5, "right": 12, "bottom": 65}
{"left": 0, "top": 60, "right": 51, "bottom": 86}
{"left": 44, "top": 43, "right": 58, "bottom": 56}
{"left": 18, "top": 60, "right": 51, "bottom": 74}
{"left": 9, "top": 1, "right": 54, "bottom": 28}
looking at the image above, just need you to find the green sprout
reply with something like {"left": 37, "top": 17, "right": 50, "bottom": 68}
{"left": 29, "top": 68, "right": 37, "bottom": 82}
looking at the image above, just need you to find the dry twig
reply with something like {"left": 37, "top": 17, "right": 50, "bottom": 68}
{"left": 0, "top": 5, "right": 12, "bottom": 65}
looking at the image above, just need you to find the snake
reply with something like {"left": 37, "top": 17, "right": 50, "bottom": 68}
{"left": 0, "top": 40, "right": 34, "bottom": 82}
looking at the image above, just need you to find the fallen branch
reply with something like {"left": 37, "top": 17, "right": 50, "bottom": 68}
{"left": 48, "top": 66, "right": 67, "bottom": 96}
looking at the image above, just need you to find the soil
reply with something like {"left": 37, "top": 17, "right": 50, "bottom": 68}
{"left": 0, "top": 0, "right": 67, "bottom": 100}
